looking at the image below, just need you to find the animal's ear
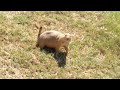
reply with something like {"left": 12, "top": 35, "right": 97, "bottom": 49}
{"left": 65, "top": 34, "right": 67, "bottom": 37}
{"left": 64, "top": 33, "right": 69, "bottom": 37}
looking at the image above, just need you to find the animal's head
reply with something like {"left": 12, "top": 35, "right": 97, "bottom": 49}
{"left": 60, "top": 33, "right": 72, "bottom": 46}
{"left": 64, "top": 33, "right": 71, "bottom": 42}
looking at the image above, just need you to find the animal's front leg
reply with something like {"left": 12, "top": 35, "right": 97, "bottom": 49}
{"left": 64, "top": 46, "right": 68, "bottom": 55}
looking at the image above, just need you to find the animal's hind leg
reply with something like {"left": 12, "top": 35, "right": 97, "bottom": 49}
{"left": 55, "top": 47, "right": 61, "bottom": 57}
{"left": 39, "top": 43, "right": 45, "bottom": 50}
{"left": 36, "top": 39, "right": 40, "bottom": 47}
{"left": 36, "top": 42, "right": 39, "bottom": 47}
{"left": 64, "top": 46, "right": 68, "bottom": 55}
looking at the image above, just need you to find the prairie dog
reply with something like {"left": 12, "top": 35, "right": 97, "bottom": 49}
{"left": 35, "top": 25, "right": 71, "bottom": 55}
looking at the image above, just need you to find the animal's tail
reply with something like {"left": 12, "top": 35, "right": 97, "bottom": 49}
{"left": 35, "top": 24, "right": 42, "bottom": 47}
{"left": 35, "top": 24, "right": 42, "bottom": 36}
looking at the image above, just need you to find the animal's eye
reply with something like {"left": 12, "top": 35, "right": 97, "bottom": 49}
{"left": 66, "top": 38, "right": 70, "bottom": 41}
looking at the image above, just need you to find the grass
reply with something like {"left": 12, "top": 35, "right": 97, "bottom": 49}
{"left": 0, "top": 11, "right": 120, "bottom": 79}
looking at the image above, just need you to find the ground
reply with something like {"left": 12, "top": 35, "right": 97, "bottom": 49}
{"left": 0, "top": 11, "right": 120, "bottom": 79}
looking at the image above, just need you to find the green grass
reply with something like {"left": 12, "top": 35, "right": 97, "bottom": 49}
{"left": 0, "top": 11, "right": 120, "bottom": 79}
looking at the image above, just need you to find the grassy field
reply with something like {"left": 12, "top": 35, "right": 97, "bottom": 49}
{"left": 0, "top": 11, "right": 120, "bottom": 79}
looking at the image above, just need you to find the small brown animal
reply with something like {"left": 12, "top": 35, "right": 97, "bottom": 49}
{"left": 35, "top": 25, "right": 71, "bottom": 55}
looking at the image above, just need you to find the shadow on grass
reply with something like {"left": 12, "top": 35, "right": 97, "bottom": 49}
{"left": 40, "top": 46, "right": 67, "bottom": 68}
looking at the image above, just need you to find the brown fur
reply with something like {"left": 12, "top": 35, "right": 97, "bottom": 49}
{"left": 35, "top": 25, "right": 71, "bottom": 55}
